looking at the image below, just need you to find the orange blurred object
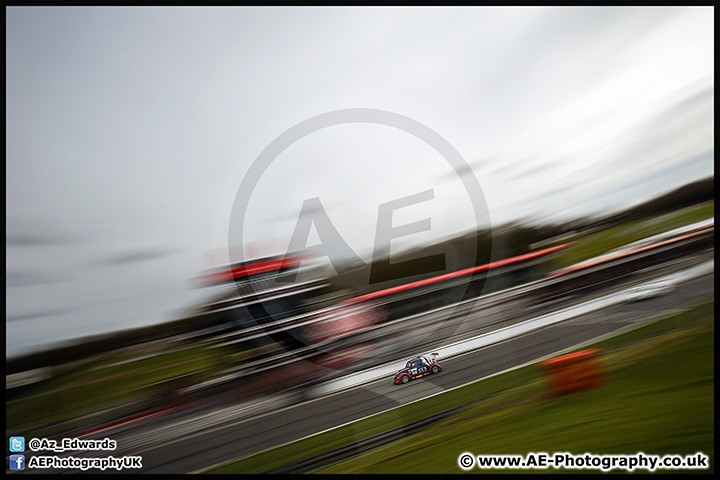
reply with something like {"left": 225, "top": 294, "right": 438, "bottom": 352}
{"left": 538, "top": 349, "right": 607, "bottom": 396}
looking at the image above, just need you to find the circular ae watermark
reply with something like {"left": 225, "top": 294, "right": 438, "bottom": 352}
{"left": 228, "top": 108, "right": 491, "bottom": 365}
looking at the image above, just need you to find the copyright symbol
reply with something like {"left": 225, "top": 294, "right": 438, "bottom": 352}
{"left": 29, "top": 438, "right": 41, "bottom": 451}
{"left": 458, "top": 452, "right": 475, "bottom": 470}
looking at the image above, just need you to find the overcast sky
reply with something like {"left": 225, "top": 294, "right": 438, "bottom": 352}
{"left": 6, "top": 7, "right": 714, "bottom": 357}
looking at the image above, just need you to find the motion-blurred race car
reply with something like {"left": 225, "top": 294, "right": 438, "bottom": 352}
{"left": 623, "top": 279, "right": 676, "bottom": 302}
{"left": 393, "top": 354, "right": 442, "bottom": 384}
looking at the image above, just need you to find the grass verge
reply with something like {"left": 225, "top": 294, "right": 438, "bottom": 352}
{"left": 6, "top": 343, "right": 234, "bottom": 438}
{"left": 548, "top": 201, "right": 713, "bottom": 271}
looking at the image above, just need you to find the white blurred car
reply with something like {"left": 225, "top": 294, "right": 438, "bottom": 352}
{"left": 624, "top": 279, "right": 676, "bottom": 302}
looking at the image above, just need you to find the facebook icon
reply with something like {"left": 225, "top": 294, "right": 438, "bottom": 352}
{"left": 10, "top": 454, "right": 25, "bottom": 470}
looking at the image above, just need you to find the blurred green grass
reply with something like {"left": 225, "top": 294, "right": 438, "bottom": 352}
{"left": 6, "top": 342, "right": 235, "bottom": 438}
{"left": 547, "top": 201, "right": 713, "bottom": 271}
{"left": 207, "top": 297, "right": 713, "bottom": 474}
